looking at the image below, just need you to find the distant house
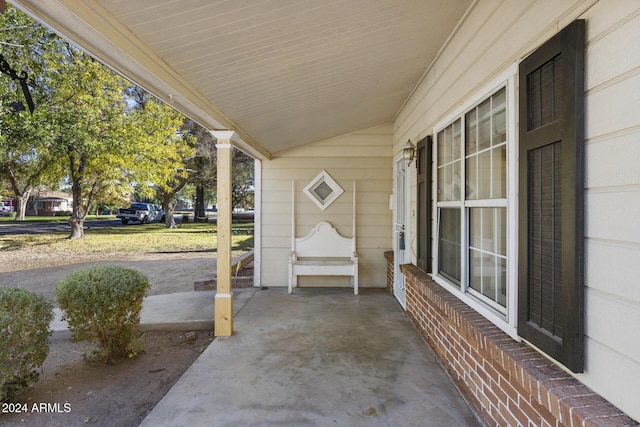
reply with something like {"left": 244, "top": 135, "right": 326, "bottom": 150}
{"left": 30, "top": 190, "right": 72, "bottom": 216}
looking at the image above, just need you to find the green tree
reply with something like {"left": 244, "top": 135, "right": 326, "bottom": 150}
{"left": 43, "top": 43, "right": 139, "bottom": 238}
{"left": 181, "top": 118, "right": 217, "bottom": 220}
{"left": 128, "top": 87, "right": 194, "bottom": 228}
{"left": 0, "top": 5, "right": 61, "bottom": 220}
{"left": 232, "top": 149, "right": 254, "bottom": 211}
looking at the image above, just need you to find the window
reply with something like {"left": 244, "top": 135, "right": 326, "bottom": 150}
{"left": 429, "top": 20, "right": 584, "bottom": 372}
{"left": 518, "top": 20, "right": 584, "bottom": 373}
{"left": 433, "top": 66, "right": 517, "bottom": 334}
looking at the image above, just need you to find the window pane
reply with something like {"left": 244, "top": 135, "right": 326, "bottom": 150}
{"left": 492, "top": 144, "right": 506, "bottom": 198}
{"left": 496, "top": 207, "right": 507, "bottom": 256}
{"left": 437, "top": 130, "right": 445, "bottom": 165}
{"left": 469, "top": 207, "right": 507, "bottom": 308}
{"left": 453, "top": 119, "right": 461, "bottom": 161}
{"left": 481, "top": 253, "right": 495, "bottom": 300}
{"left": 492, "top": 88, "right": 507, "bottom": 145}
{"left": 469, "top": 248, "right": 482, "bottom": 293}
{"left": 478, "top": 99, "right": 491, "bottom": 151}
{"left": 466, "top": 109, "right": 477, "bottom": 155}
{"left": 470, "top": 208, "right": 481, "bottom": 248}
{"left": 498, "top": 257, "right": 507, "bottom": 307}
{"left": 466, "top": 155, "right": 477, "bottom": 199}
{"left": 439, "top": 208, "right": 461, "bottom": 284}
{"left": 478, "top": 149, "right": 491, "bottom": 199}
{"left": 453, "top": 160, "right": 461, "bottom": 200}
{"left": 444, "top": 126, "right": 452, "bottom": 164}
{"left": 437, "top": 122, "right": 462, "bottom": 202}
{"left": 437, "top": 166, "right": 445, "bottom": 202}
{"left": 482, "top": 208, "right": 494, "bottom": 252}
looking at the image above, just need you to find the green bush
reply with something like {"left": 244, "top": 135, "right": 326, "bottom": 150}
{"left": 56, "top": 266, "right": 150, "bottom": 363}
{"left": 0, "top": 287, "right": 54, "bottom": 403}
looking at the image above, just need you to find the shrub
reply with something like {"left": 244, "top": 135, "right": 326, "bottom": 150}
{"left": 56, "top": 266, "right": 150, "bottom": 363}
{"left": 0, "top": 287, "right": 54, "bottom": 403}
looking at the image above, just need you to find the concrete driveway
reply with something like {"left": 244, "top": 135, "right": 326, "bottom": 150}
{"left": 141, "top": 288, "right": 480, "bottom": 426}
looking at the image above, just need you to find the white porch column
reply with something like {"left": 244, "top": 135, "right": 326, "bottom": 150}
{"left": 212, "top": 131, "right": 237, "bottom": 337}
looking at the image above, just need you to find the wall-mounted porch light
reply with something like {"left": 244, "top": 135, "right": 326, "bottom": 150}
{"left": 403, "top": 140, "right": 416, "bottom": 166}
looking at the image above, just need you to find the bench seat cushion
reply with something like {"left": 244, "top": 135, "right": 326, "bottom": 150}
{"left": 294, "top": 258, "right": 354, "bottom": 266}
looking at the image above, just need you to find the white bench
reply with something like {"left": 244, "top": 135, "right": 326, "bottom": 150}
{"left": 288, "top": 221, "right": 358, "bottom": 295}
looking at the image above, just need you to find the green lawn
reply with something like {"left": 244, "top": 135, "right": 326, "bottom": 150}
{"left": 0, "top": 221, "right": 254, "bottom": 255}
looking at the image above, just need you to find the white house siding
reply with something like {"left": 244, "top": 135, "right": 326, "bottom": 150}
{"left": 580, "top": 1, "right": 640, "bottom": 420}
{"left": 260, "top": 124, "right": 393, "bottom": 289}
{"left": 393, "top": 0, "right": 640, "bottom": 421}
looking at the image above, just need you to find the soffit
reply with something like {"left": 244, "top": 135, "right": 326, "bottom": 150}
{"left": 10, "top": 0, "right": 472, "bottom": 158}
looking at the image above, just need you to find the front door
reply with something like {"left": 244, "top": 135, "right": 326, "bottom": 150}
{"left": 394, "top": 157, "right": 410, "bottom": 309}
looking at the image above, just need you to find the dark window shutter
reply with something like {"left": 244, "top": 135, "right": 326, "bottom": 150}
{"left": 518, "top": 20, "right": 585, "bottom": 372}
{"left": 417, "top": 135, "right": 432, "bottom": 272}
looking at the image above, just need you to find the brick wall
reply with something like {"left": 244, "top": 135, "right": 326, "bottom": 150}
{"left": 391, "top": 261, "right": 637, "bottom": 427}
{"left": 383, "top": 251, "right": 394, "bottom": 295}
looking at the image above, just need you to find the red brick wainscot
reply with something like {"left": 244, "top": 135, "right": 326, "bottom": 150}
{"left": 383, "top": 251, "right": 394, "bottom": 295}
{"left": 395, "top": 262, "right": 637, "bottom": 427}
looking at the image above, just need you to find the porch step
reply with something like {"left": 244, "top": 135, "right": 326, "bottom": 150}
{"left": 194, "top": 251, "right": 255, "bottom": 290}
{"left": 194, "top": 274, "right": 254, "bottom": 290}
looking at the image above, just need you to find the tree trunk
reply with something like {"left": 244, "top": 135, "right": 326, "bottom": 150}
{"left": 195, "top": 185, "right": 205, "bottom": 221}
{"left": 68, "top": 216, "right": 85, "bottom": 239}
{"left": 15, "top": 193, "right": 29, "bottom": 221}
{"left": 163, "top": 193, "right": 177, "bottom": 229}
{"left": 68, "top": 176, "right": 85, "bottom": 239}
{"left": 5, "top": 165, "right": 31, "bottom": 221}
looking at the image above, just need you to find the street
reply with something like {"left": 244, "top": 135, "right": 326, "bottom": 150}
{"left": 0, "top": 218, "right": 124, "bottom": 235}
{"left": 0, "top": 212, "right": 256, "bottom": 236}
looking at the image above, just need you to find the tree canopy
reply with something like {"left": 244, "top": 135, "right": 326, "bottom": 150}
{"left": 0, "top": 5, "right": 193, "bottom": 237}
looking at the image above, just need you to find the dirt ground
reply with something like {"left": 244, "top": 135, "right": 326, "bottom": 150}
{"left": 0, "top": 250, "right": 237, "bottom": 427}
{"left": 0, "top": 331, "right": 212, "bottom": 427}
{"left": 0, "top": 251, "right": 219, "bottom": 302}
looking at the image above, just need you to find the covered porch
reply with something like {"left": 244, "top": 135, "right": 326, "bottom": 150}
{"left": 140, "top": 287, "right": 479, "bottom": 427}
{"left": 9, "top": 0, "right": 640, "bottom": 424}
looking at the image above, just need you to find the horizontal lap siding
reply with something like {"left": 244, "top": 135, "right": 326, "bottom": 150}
{"left": 393, "top": 0, "right": 640, "bottom": 422}
{"left": 261, "top": 124, "right": 393, "bottom": 288}
{"left": 580, "top": 2, "right": 640, "bottom": 420}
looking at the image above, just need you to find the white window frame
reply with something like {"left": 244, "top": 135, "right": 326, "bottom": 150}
{"left": 432, "top": 64, "right": 519, "bottom": 339}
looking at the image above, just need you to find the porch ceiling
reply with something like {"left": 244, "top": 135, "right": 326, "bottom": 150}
{"left": 11, "top": 0, "right": 472, "bottom": 159}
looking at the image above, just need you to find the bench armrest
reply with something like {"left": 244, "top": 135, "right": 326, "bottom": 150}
{"left": 289, "top": 251, "right": 297, "bottom": 262}
{"left": 352, "top": 251, "right": 358, "bottom": 260}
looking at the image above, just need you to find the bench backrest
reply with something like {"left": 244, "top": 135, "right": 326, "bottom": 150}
{"left": 294, "top": 221, "right": 354, "bottom": 258}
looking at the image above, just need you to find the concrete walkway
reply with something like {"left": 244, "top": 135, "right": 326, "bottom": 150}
{"left": 50, "top": 288, "right": 257, "bottom": 340}
{"left": 140, "top": 288, "right": 481, "bottom": 427}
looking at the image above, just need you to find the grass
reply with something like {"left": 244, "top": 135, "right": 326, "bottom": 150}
{"left": 0, "top": 222, "right": 254, "bottom": 255}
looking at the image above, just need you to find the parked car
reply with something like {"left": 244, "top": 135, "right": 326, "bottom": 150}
{"left": 0, "top": 202, "right": 13, "bottom": 216}
{"left": 116, "top": 203, "right": 165, "bottom": 225}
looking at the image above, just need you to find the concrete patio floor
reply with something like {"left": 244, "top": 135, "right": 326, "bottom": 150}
{"left": 140, "top": 288, "right": 481, "bottom": 426}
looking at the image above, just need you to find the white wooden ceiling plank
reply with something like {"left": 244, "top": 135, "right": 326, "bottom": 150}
{"left": 126, "top": 0, "right": 346, "bottom": 52}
